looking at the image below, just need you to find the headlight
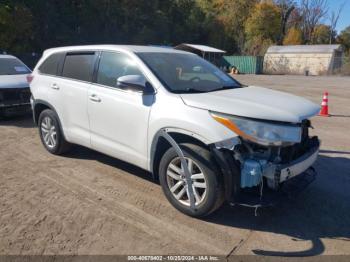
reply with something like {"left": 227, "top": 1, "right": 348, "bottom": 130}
{"left": 211, "top": 112, "right": 301, "bottom": 146}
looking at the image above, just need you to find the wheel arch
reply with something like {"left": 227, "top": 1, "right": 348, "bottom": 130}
{"left": 33, "top": 100, "right": 55, "bottom": 125}
{"left": 150, "top": 128, "right": 210, "bottom": 180}
{"left": 33, "top": 99, "right": 67, "bottom": 141}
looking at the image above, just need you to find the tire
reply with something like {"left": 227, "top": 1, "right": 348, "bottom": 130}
{"left": 38, "top": 109, "right": 71, "bottom": 155}
{"left": 159, "top": 143, "right": 224, "bottom": 217}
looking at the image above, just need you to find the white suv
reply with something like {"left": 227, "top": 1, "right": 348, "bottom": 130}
{"left": 30, "top": 45, "right": 320, "bottom": 217}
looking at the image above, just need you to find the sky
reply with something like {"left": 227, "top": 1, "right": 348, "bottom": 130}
{"left": 328, "top": 0, "right": 350, "bottom": 32}
{"left": 295, "top": 0, "right": 350, "bottom": 33}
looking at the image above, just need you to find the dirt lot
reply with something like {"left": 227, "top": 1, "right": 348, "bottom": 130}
{"left": 0, "top": 75, "right": 349, "bottom": 257}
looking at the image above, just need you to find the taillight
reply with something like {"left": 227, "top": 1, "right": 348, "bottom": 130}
{"left": 26, "top": 74, "right": 34, "bottom": 84}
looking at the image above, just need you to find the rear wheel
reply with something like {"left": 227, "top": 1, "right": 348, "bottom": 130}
{"left": 159, "top": 143, "right": 224, "bottom": 217}
{"left": 38, "top": 109, "right": 71, "bottom": 155}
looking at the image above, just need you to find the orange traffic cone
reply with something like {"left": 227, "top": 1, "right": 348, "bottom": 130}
{"left": 319, "top": 91, "right": 330, "bottom": 117}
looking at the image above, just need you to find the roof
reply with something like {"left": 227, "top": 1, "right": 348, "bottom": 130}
{"left": 174, "top": 43, "right": 226, "bottom": 53}
{"left": 43, "top": 45, "right": 191, "bottom": 56}
{"left": 266, "top": 45, "right": 343, "bottom": 54}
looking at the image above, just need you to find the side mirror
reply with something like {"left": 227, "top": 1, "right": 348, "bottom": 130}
{"left": 116, "top": 75, "right": 154, "bottom": 95}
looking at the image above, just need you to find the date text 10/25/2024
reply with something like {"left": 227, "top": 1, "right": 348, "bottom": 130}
{"left": 127, "top": 256, "right": 220, "bottom": 261}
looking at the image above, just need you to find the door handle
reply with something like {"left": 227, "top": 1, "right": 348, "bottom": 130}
{"left": 51, "top": 83, "right": 59, "bottom": 90}
{"left": 89, "top": 94, "right": 101, "bottom": 102}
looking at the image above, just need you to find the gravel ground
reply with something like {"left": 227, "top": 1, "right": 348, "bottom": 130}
{"left": 0, "top": 75, "right": 349, "bottom": 257}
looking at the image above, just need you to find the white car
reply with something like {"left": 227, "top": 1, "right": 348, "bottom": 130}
{"left": 29, "top": 45, "right": 320, "bottom": 217}
{"left": 0, "top": 55, "right": 32, "bottom": 117}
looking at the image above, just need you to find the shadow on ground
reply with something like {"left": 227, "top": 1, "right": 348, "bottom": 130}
{"left": 65, "top": 146, "right": 350, "bottom": 257}
{"left": 0, "top": 114, "right": 34, "bottom": 128}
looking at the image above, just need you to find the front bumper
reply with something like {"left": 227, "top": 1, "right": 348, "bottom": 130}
{"left": 212, "top": 136, "right": 320, "bottom": 208}
{"left": 233, "top": 167, "right": 317, "bottom": 208}
{"left": 279, "top": 142, "right": 319, "bottom": 183}
{"left": 0, "top": 103, "right": 31, "bottom": 116}
{"left": 0, "top": 87, "right": 32, "bottom": 116}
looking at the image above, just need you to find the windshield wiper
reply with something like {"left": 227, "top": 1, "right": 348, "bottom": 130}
{"left": 175, "top": 87, "right": 206, "bottom": 94}
{"left": 207, "top": 85, "right": 239, "bottom": 92}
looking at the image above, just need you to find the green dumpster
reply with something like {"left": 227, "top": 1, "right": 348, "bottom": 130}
{"left": 220, "top": 56, "right": 264, "bottom": 74}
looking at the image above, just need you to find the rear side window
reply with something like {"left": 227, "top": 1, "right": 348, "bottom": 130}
{"left": 62, "top": 52, "right": 95, "bottom": 82}
{"left": 38, "top": 53, "right": 62, "bottom": 75}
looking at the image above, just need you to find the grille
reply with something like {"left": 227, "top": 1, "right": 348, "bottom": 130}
{"left": 279, "top": 120, "right": 316, "bottom": 164}
{"left": 0, "top": 88, "right": 31, "bottom": 103}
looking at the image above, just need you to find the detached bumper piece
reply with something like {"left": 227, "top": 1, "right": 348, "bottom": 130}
{"left": 231, "top": 167, "right": 316, "bottom": 208}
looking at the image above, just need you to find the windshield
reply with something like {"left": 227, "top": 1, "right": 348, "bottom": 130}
{"left": 0, "top": 58, "right": 31, "bottom": 75}
{"left": 137, "top": 52, "right": 241, "bottom": 93}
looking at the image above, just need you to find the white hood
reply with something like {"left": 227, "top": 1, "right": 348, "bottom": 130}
{"left": 0, "top": 74, "right": 29, "bottom": 89}
{"left": 181, "top": 86, "right": 320, "bottom": 123}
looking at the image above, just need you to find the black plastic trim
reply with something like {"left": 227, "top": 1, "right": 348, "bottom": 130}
{"left": 210, "top": 146, "right": 241, "bottom": 201}
{"left": 31, "top": 99, "right": 67, "bottom": 141}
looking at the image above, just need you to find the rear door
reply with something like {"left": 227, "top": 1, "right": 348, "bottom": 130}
{"left": 88, "top": 51, "right": 154, "bottom": 169}
{"left": 51, "top": 51, "right": 97, "bottom": 147}
{"left": 33, "top": 52, "right": 64, "bottom": 110}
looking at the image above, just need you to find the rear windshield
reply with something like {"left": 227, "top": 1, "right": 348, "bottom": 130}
{"left": 0, "top": 58, "right": 31, "bottom": 75}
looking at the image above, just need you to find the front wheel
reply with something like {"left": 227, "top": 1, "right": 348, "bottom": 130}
{"left": 159, "top": 143, "right": 224, "bottom": 217}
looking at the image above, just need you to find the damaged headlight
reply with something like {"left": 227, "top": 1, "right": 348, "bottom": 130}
{"left": 211, "top": 112, "right": 301, "bottom": 146}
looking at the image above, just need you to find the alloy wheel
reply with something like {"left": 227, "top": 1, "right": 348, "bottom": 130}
{"left": 166, "top": 157, "right": 207, "bottom": 206}
{"left": 41, "top": 116, "right": 57, "bottom": 149}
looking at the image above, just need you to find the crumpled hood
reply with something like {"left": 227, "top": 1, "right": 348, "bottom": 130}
{"left": 0, "top": 74, "right": 29, "bottom": 89}
{"left": 180, "top": 86, "right": 320, "bottom": 123}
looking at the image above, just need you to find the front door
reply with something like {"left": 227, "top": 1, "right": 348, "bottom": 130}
{"left": 88, "top": 51, "right": 154, "bottom": 169}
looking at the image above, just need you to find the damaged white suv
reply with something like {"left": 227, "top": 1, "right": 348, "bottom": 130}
{"left": 29, "top": 45, "right": 320, "bottom": 217}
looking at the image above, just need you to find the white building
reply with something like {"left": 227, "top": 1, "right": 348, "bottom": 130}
{"left": 174, "top": 43, "right": 226, "bottom": 65}
{"left": 264, "top": 45, "right": 344, "bottom": 75}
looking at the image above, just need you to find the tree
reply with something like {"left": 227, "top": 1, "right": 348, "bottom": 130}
{"left": 245, "top": 1, "right": 281, "bottom": 55}
{"left": 312, "top": 24, "right": 332, "bottom": 44}
{"left": 300, "top": 0, "right": 329, "bottom": 43}
{"left": 12, "top": 0, "right": 208, "bottom": 51}
{"left": 275, "top": 0, "right": 295, "bottom": 44}
{"left": 329, "top": 1, "right": 345, "bottom": 44}
{"left": 1, "top": 0, "right": 345, "bottom": 57}
{"left": 283, "top": 27, "right": 303, "bottom": 45}
{"left": 196, "top": 0, "right": 258, "bottom": 54}
{"left": 337, "top": 26, "right": 350, "bottom": 54}
{"left": 0, "top": 2, "right": 33, "bottom": 53}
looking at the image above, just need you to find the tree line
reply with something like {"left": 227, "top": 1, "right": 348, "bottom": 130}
{"left": 1, "top": 0, "right": 350, "bottom": 56}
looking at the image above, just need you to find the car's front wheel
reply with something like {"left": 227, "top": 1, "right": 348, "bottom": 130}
{"left": 159, "top": 143, "right": 224, "bottom": 217}
{"left": 38, "top": 109, "right": 71, "bottom": 155}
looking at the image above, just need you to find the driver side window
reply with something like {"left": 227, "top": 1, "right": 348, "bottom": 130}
{"left": 97, "top": 51, "right": 144, "bottom": 88}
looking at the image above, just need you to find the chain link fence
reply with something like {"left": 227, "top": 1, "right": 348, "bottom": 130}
{"left": 333, "top": 56, "right": 350, "bottom": 75}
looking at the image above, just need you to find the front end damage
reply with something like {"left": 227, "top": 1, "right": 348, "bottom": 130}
{"left": 211, "top": 120, "right": 320, "bottom": 208}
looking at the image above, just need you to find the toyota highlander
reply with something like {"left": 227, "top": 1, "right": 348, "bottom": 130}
{"left": 29, "top": 45, "right": 320, "bottom": 217}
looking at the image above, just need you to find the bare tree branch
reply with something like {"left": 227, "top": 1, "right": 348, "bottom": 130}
{"left": 329, "top": 1, "right": 346, "bottom": 44}
{"left": 300, "top": 0, "right": 329, "bottom": 43}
